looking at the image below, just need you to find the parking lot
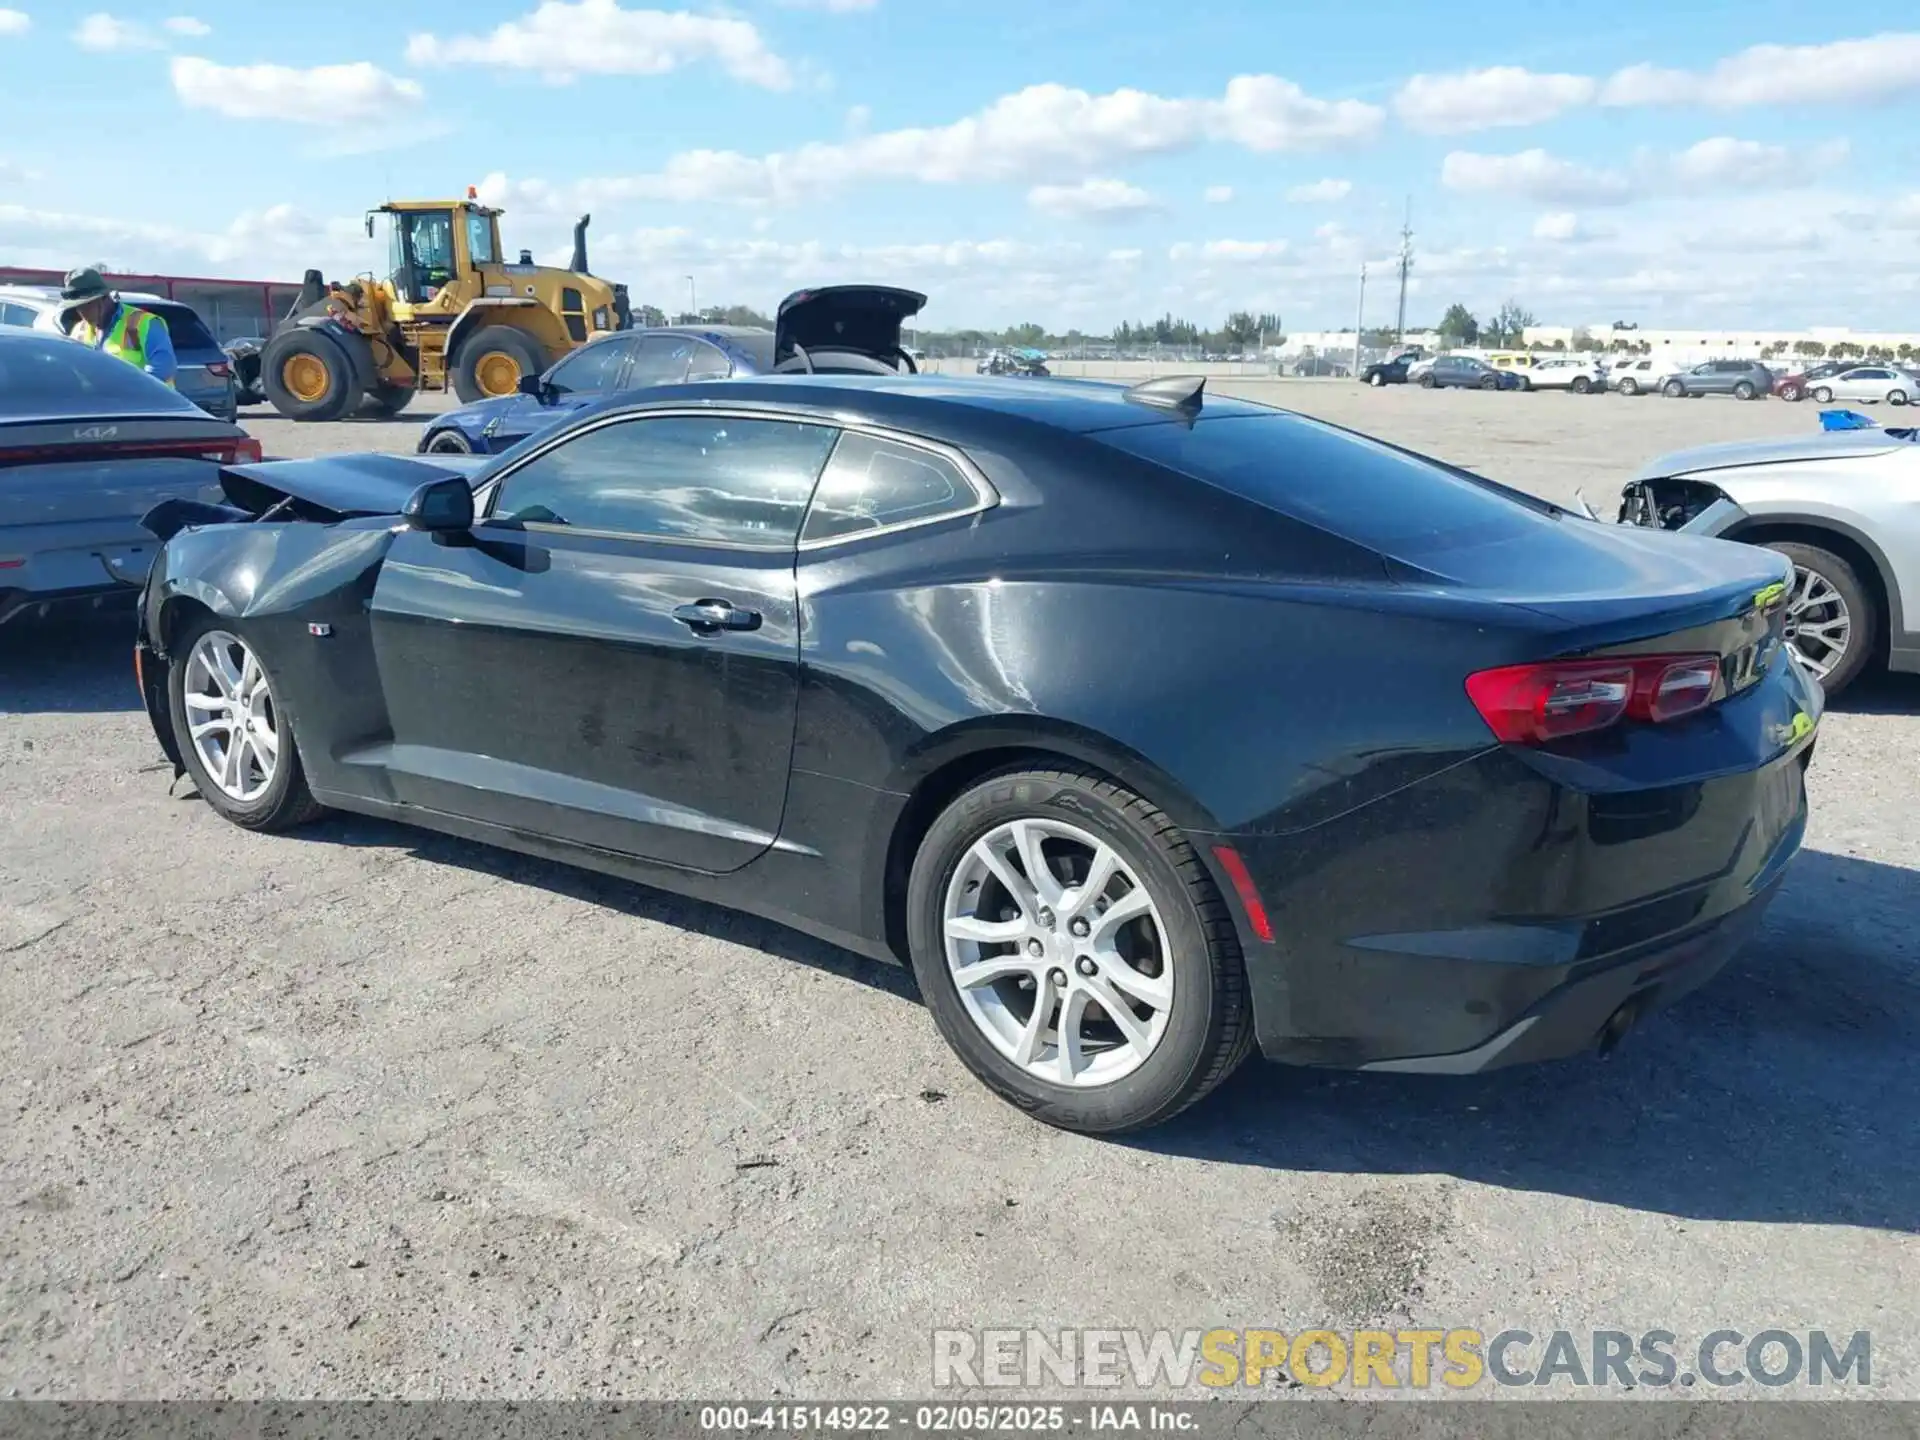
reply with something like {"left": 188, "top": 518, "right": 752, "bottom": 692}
{"left": 2, "top": 382, "right": 1915, "bottom": 1399}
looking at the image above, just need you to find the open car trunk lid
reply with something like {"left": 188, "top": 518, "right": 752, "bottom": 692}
{"left": 774, "top": 285, "right": 926, "bottom": 366}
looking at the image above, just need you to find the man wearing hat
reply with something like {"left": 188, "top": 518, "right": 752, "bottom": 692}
{"left": 60, "top": 267, "right": 177, "bottom": 387}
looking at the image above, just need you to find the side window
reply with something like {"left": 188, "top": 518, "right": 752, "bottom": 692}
{"left": 802, "top": 433, "right": 980, "bottom": 544}
{"left": 465, "top": 211, "right": 497, "bottom": 266}
{"left": 0, "top": 303, "right": 33, "bottom": 327}
{"left": 490, "top": 414, "right": 839, "bottom": 547}
{"left": 545, "top": 338, "right": 631, "bottom": 394}
{"left": 624, "top": 335, "right": 698, "bottom": 388}
{"left": 686, "top": 340, "right": 732, "bottom": 382}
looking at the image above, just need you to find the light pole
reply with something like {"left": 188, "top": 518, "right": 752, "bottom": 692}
{"left": 1354, "top": 263, "right": 1366, "bottom": 374}
{"left": 685, "top": 275, "right": 697, "bottom": 321}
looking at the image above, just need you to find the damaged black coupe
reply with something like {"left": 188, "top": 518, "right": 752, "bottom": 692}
{"left": 134, "top": 374, "right": 1820, "bottom": 1133}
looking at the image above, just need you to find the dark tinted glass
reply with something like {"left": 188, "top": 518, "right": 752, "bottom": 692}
{"left": 802, "top": 433, "right": 976, "bottom": 543}
{"left": 546, "top": 337, "right": 630, "bottom": 393}
{"left": 624, "top": 335, "right": 699, "bottom": 387}
{"left": 141, "top": 303, "right": 219, "bottom": 352}
{"left": 490, "top": 414, "right": 838, "bottom": 546}
{"left": 1093, "top": 414, "right": 1545, "bottom": 554}
{"left": 0, "top": 334, "right": 199, "bottom": 416}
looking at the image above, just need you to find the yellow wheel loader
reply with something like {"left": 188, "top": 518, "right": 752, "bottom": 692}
{"left": 261, "top": 193, "right": 631, "bottom": 422}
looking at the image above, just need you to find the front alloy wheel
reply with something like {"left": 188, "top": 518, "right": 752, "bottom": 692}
{"left": 182, "top": 629, "right": 281, "bottom": 803}
{"left": 943, "top": 818, "right": 1173, "bottom": 1087}
{"left": 1783, "top": 567, "right": 1852, "bottom": 683}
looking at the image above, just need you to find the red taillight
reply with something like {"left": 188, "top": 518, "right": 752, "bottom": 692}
{"left": 0, "top": 435, "right": 263, "bottom": 466}
{"left": 230, "top": 436, "right": 263, "bottom": 463}
{"left": 1466, "top": 653, "right": 1722, "bottom": 745}
{"left": 206, "top": 361, "right": 232, "bottom": 378}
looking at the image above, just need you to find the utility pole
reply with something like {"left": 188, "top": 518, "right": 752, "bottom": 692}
{"left": 685, "top": 275, "right": 697, "bottom": 321}
{"left": 1394, "top": 198, "right": 1414, "bottom": 343}
{"left": 1353, "top": 263, "right": 1367, "bottom": 373}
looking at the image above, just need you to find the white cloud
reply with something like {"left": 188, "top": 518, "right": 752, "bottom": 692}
{"left": 0, "top": 9, "right": 28, "bottom": 36}
{"left": 1667, "top": 135, "right": 1849, "bottom": 187}
{"left": 1442, "top": 148, "right": 1634, "bottom": 205}
{"left": 503, "top": 75, "right": 1380, "bottom": 211}
{"left": 1602, "top": 33, "right": 1920, "bottom": 108}
{"left": 1532, "top": 211, "right": 1581, "bottom": 241}
{"left": 163, "top": 15, "right": 209, "bottom": 36}
{"left": 1394, "top": 66, "right": 1596, "bottom": 133}
{"left": 1027, "top": 177, "right": 1159, "bottom": 219}
{"left": 0, "top": 201, "right": 373, "bottom": 278}
{"left": 1203, "top": 184, "right": 1234, "bottom": 203}
{"left": 1286, "top": 177, "right": 1351, "bottom": 203}
{"left": 1169, "top": 239, "right": 1289, "bottom": 263}
{"left": 406, "top": 1, "right": 793, "bottom": 89}
{"left": 171, "top": 56, "right": 425, "bottom": 125}
{"left": 0, "top": 157, "right": 37, "bottom": 184}
{"left": 73, "top": 13, "right": 162, "bottom": 50}
{"left": 775, "top": 0, "right": 878, "bottom": 9}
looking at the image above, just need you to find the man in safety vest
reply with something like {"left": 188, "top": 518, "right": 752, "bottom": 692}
{"left": 60, "top": 267, "right": 177, "bottom": 387}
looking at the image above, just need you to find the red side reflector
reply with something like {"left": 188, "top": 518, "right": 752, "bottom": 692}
{"left": 133, "top": 645, "right": 145, "bottom": 696}
{"left": 1466, "top": 653, "right": 1722, "bottom": 745}
{"left": 1211, "top": 845, "right": 1275, "bottom": 944}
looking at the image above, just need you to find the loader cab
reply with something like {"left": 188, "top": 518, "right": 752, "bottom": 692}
{"left": 371, "top": 202, "right": 501, "bottom": 307}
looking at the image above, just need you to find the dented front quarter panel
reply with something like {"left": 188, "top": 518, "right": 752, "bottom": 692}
{"left": 139, "top": 518, "right": 404, "bottom": 796}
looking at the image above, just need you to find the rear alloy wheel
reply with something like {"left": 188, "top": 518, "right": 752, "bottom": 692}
{"left": 168, "top": 618, "right": 326, "bottom": 830}
{"left": 1733, "top": 380, "right": 1757, "bottom": 400}
{"left": 1780, "top": 384, "right": 1803, "bottom": 402}
{"left": 1889, "top": 390, "right": 1909, "bottom": 406}
{"left": 1571, "top": 375, "right": 1592, "bottom": 394}
{"left": 1618, "top": 378, "right": 1640, "bottom": 396}
{"left": 1767, "top": 541, "right": 1876, "bottom": 696}
{"left": 1479, "top": 375, "right": 1499, "bottom": 390}
{"left": 1369, "top": 371, "right": 1386, "bottom": 387}
{"left": 1418, "top": 372, "right": 1437, "bottom": 389}
{"left": 1812, "top": 386, "right": 1834, "bottom": 404}
{"left": 908, "top": 768, "right": 1251, "bottom": 1133}
{"left": 1663, "top": 379, "right": 1687, "bottom": 398}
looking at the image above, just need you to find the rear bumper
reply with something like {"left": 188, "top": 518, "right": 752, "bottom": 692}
{"left": 0, "top": 580, "right": 140, "bottom": 626}
{"left": 1212, "top": 659, "right": 1817, "bottom": 1071}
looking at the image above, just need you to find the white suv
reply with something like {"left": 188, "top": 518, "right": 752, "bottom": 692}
{"left": 1525, "top": 357, "right": 1608, "bottom": 393}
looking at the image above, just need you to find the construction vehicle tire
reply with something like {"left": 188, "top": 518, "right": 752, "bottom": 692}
{"left": 452, "top": 326, "right": 547, "bottom": 404}
{"left": 362, "top": 382, "right": 415, "bottom": 418}
{"left": 262, "top": 328, "right": 359, "bottom": 423}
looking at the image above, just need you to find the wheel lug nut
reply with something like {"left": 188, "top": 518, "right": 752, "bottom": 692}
{"left": 1076, "top": 956, "right": 1097, "bottom": 977}
{"left": 1049, "top": 968, "right": 1067, "bottom": 987}
{"left": 1037, "top": 908, "right": 1055, "bottom": 929}
{"left": 1026, "top": 939, "right": 1045, "bottom": 957}
{"left": 1069, "top": 917, "right": 1090, "bottom": 938}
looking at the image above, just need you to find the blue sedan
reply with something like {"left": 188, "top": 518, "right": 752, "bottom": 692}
{"left": 417, "top": 325, "right": 777, "bottom": 455}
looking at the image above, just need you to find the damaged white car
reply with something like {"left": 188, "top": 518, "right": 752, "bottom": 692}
{"left": 1591, "top": 423, "right": 1920, "bottom": 696}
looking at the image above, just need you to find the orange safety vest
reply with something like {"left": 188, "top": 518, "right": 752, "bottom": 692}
{"left": 74, "top": 304, "right": 174, "bottom": 386}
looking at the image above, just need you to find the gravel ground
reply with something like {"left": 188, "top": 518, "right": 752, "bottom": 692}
{"left": 2, "top": 381, "right": 1915, "bottom": 1401}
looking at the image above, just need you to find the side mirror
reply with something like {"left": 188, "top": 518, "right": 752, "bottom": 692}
{"left": 517, "top": 374, "right": 549, "bottom": 402}
{"left": 403, "top": 475, "right": 474, "bottom": 533}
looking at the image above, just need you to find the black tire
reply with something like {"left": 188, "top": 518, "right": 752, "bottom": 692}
{"left": 1418, "top": 372, "right": 1436, "bottom": 388}
{"left": 1812, "top": 386, "right": 1834, "bottom": 404}
{"left": 906, "top": 767, "right": 1254, "bottom": 1134}
{"left": 1368, "top": 371, "right": 1385, "bottom": 387}
{"left": 1571, "top": 375, "right": 1592, "bottom": 394}
{"left": 1781, "top": 384, "right": 1802, "bottom": 402}
{"left": 1733, "top": 380, "right": 1756, "bottom": 400}
{"left": 1889, "top": 390, "right": 1909, "bottom": 406}
{"left": 362, "top": 382, "right": 415, "bottom": 417}
{"left": 1765, "top": 542, "right": 1877, "bottom": 698}
{"left": 166, "top": 613, "right": 327, "bottom": 832}
{"left": 1663, "top": 379, "right": 1686, "bottom": 398}
{"left": 260, "top": 329, "right": 358, "bottom": 423}
{"left": 452, "top": 326, "right": 547, "bottom": 405}
{"left": 1479, "top": 375, "right": 1498, "bottom": 389}
{"left": 1618, "top": 378, "right": 1640, "bottom": 396}
{"left": 421, "top": 428, "right": 476, "bottom": 455}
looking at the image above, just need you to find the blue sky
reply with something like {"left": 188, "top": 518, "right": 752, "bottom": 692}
{"left": 2, "top": 0, "right": 1918, "bottom": 332}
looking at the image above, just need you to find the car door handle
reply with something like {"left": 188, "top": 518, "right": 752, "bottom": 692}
{"left": 672, "top": 599, "right": 762, "bottom": 634}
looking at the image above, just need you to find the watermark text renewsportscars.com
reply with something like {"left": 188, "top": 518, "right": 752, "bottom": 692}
{"left": 932, "top": 1328, "right": 1871, "bottom": 1391}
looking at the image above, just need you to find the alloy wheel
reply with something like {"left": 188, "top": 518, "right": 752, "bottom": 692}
{"left": 1783, "top": 567, "right": 1851, "bottom": 682}
{"left": 942, "top": 818, "right": 1174, "bottom": 1088}
{"left": 182, "top": 630, "right": 281, "bottom": 802}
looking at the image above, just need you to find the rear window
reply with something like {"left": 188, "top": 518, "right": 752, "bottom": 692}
{"left": 139, "top": 304, "right": 220, "bottom": 352}
{"left": 0, "top": 334, "right": 200, "bottom": 417}
{"left": 1092, "top": 414, "right": 1548, "bottom": 556}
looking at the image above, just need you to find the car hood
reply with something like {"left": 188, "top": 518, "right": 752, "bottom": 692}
{"left": 218, "top": 453, "right": 488, "bottom": 519}
{"left": 775, "top": 285, "right": 927, "bottom": 362}
{"left": 1634, "top": 431, "right": 1909, "bottom": 481}
{"left": 437, "top": 395, "right": 522, "bottom": 430}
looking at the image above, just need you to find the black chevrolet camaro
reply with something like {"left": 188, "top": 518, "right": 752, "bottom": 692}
{"left": 132, "top": 373, "right": 1820, "bottom": 1133}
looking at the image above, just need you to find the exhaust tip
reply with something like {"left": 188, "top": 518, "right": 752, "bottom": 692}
{"left": 1596, "top": 1001, "right": 1639, "bottom": 1059}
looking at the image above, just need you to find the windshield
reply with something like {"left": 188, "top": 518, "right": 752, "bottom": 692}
{"left": 0, "top": 334, "right": 201, "bottom": 418}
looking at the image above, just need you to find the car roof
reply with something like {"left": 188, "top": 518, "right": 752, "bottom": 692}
{"left": 567, "top": 373, "right": 1280, "bottom": 437}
